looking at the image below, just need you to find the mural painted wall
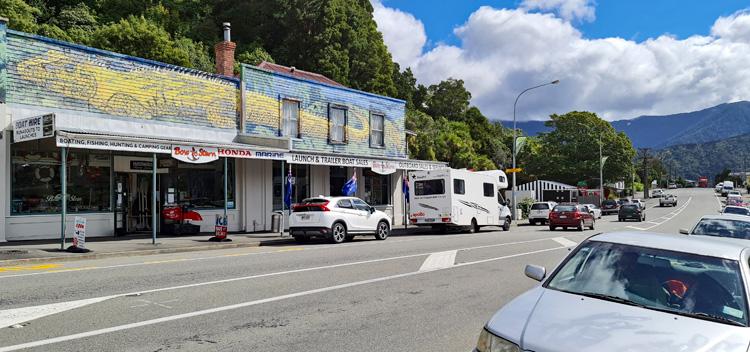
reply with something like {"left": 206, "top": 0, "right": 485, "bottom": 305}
{"left": 242, "top": 64, "right": 406, "bottom": 159}
{"left": 4, "top": 30, "right": 239, "bottom": 129}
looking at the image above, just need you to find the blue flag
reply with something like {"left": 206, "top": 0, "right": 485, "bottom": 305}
{"left": 402, "top": 174, "right": 410, "bottom": 203}
{"left": 342, "top": 173, "right": 357, "bottom": 196}
{"left": 284, "top": 168, "right": 293, "bottom": 209}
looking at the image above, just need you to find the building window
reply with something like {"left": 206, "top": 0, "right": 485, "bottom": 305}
{"left": 163, "top": 158, "right": 235, "bottom": 209}
{"left": 329, "top": 106, "right": 347, "bottom": 143}
{"left": 11, "top": 137, "right": 112, "bottom": 214}
{"left": 483, "top": 183, "right": 494, "bottom": 197}
{"left": 364, "top": 169, "right": 390, "bottom": 205}
{"left": 454, "top": 179, "right": 465, "bottom": 195}
{"left": 370, "top": 113, "right": 385, "bottom": 147}
{"left": 273, "top": 162, "right": 310, "bottom": 210}
{"left": 281, "top": 99, "right": 300, "bottom": 138}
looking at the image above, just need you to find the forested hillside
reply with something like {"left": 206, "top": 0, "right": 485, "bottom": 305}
{"left": 658, "top": 133, "right": 750, "bottom": 180}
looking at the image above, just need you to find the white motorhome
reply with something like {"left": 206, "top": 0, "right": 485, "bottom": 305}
{"left": 408, "top": 168, "right": 512, "bottom": 232}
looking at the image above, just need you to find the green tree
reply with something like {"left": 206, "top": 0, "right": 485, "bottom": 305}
{"left": 237, "top": 46, "right": 274, "bottom": 66}
{"left": 523, "top": 111, "right": 636, "bottom": 186}
{"left": 0, "top": 0, "right": 40, "bottom": 32}
{"left": 424, "top": 78, "right": 471, "bottom": 119}
{"left": 392, "top": 63, "right": 416, "bottom": 106}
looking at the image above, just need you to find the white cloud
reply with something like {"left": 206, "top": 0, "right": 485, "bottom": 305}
{"left": 521, "top": 0, "right": 596, "bottom": 22}
{"left": 371, "top": 0, "right": 427, "bottom": 68}
{"left": 373, "top": 4, "right": 750, "bottom": 121}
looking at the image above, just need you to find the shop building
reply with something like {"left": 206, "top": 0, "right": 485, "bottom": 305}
{"left": 0, "top": 21, "right": 444, "bottom": 242}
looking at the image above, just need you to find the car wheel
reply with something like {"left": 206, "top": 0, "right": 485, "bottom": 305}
{"left": 549, "top": 226, "right": 555, "bottom": 231}
{"left": 577, "top": 220, "right": 584, "bottom": 231}
{"left": 618, "top": 217, "right": 623, "bottom": 222}
{"left": 374, "top": 221, "right": 390, "bottom": 240}
{"left": 293, "top": 235, "right": 309, "bottom": 243}
{"left": 529, "top": 219, "right": 536, "bottom": 226}
{"left": 468, "top": 218, "right": 479, "bottom": 233}
{"left": 503, "top": 217, "right": 511, "bottom": 231}
{"left": 330, "top": 222, "right": 347, "bottom": 244}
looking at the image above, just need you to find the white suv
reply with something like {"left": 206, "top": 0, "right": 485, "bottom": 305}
{"left": 289, "top": 197, "right": 392, "bottom": 244}
{"left": 528, "top": 201, "right": 556, "bottom": 225}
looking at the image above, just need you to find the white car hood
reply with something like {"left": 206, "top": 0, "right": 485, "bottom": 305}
{"left": 487, "top": 288, "right": 750, "bottom": 352}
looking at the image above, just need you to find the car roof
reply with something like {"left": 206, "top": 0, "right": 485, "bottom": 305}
{"left": 699, "top": 214, "right": 750, "bottom": 221}
{"left": 590, "top": 231, "right": 750, "bottom": 260}
{"left": 304, "top": 196, "right": 360, "bottom": 202}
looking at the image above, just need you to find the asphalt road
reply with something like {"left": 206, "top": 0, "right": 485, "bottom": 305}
{"left": 0, "top": 188, "right": 722, "bottom": 352}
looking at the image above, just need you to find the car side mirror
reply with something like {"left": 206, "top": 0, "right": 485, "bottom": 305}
{"left": 679, "top": 228, "right": 689, "bottom": 235}
{"left": 524, "top": 264, "right": 546, "bottom": 282}
{"left": 369, "top": 206, "right": 376, "bottom": 214}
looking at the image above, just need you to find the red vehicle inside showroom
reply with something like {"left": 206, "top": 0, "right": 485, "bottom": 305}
{"left": 548, "top": 204, "right": 595, "bottom": 231}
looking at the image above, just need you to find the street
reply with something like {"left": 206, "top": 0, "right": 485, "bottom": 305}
{"left": 0, "top": 188, "right": 717, "bottom": 352}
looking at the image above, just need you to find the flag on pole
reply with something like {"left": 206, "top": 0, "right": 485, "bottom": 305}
{"left": 402, "top": 174, "right": 410, "bottom": 203}
{"left": 342, "top": 173, "right": 358, "bottom": 196}
{"left": 284, "top": 167, "right": 293, "bottom": 209}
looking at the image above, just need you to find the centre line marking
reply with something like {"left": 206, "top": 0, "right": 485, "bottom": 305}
{"left": 551, "top": 237, "right": 577, "bottom": 248}
{"left": 0, "top": 246, "right": 565, "bottom": 352}
{"left": 626, "top": 196, "right": 692, "bottom": 231}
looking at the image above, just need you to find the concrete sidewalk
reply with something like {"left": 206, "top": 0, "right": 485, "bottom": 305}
{"left": 0, "top": 232, "right": 294, "bottom": 266}
{"left": 0, "top": 226, "right": 430, "bottom": 266}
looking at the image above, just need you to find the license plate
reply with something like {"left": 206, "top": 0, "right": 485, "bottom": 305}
{"left": 424, "top": 218, "right": 435, "bottom": 222}
{"left": 559, "top": 215, "right": 567, "bottom": 219}
{"left": 300, "top": 214, "right": 310, "bottom": 220}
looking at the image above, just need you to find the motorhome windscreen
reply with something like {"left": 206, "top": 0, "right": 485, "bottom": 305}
{"left": 414, "top": 179, "right": 445, "bottom": 196}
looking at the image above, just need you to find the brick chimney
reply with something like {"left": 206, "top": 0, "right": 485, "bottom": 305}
{"left": 214, "top": 22, "right": 236, "bottom": 76}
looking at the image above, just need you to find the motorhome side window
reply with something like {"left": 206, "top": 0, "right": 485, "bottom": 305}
{"left": 414, "top": 179, "right": 445, "bottom": 196}
{"left": 483, "top": 183, "right": 494, "bottom": 197}
{"left": 498, "top": 175, "right": 506, "bottom": 184}
{"left": 453, "top": 179, "right": 465, "bottom": 195}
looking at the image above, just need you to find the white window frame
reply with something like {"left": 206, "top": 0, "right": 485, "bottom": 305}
{"left": 370, "top": 113, "right": 385, "bottom": 148}
{"left": 329, "top": 105, "right": 347, "bottom": 144}
{"left": 281, "top": 99, "right": 300, "bottom": 138}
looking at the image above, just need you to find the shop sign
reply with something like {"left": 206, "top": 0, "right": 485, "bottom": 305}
{"left": 13, "top": 114, "right": 55, "bottom": 143}
{"left": 371, "top": 160, "right": 397, "bottom": 175}
{"left": 172, "top": 146, "right": 219, "bottom": 164}
{"left": 73, "top": 216, "right": 86, "bottom": 249}
{"left": 396, "top": 160, "right": 447, "bottom": 171}
{"left": 57, "top": 135, "right": 171, "bottom": 154}
{"left": 217, "top": 148, "right": 286, "bottom": 160}
{"left": 288, "top": 153, "right": 371, "bottom": 167}
{"left": 130, "top": 160, "right": 154, "bottom": 171}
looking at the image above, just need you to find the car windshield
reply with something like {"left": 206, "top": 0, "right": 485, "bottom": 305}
{"left": 546, "top": 241, "right": 748, "bottom": 326}
{"left": 603, "top": 200, "right": 616, "bottom": 206}
{"left": 691, "top": 219, "right": 750, "bottom": 239}
{"left": 531, "top": 203, "right": 549, "bottom": 210}
{"left": 554, "top": 205, "right": 576, "bottom": 212}
{"left": 724, "top": 207, "right": 750, "bottom": 216}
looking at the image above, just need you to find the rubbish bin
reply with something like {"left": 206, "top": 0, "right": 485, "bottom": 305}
{"left": 271, "top": 211, "right": 282, "bottom": 233}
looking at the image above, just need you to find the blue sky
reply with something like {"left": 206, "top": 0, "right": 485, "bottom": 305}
{"left": 382, "top": 0, "right": 749, "bottom": 48}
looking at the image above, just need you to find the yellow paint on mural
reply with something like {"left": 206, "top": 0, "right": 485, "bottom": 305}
{"left": 16, "top": 50, "right": 237, "bottom": 128}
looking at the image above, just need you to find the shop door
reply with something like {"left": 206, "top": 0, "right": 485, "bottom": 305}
{"left": 114, "top": 173, "right": 129, "bottom": 235}
{"left": 117, "top": 173, "right": 160, "bottom": 233}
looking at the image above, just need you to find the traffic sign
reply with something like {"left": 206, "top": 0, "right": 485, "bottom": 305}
{"left": 505, "top": 168, "right": 522, "bottom": 173}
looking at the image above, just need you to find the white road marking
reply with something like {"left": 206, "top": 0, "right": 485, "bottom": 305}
{"left": 626, "top": 196, "right": 692, "bottom": 231}
{"left": 0, "top": 231, "right": 514, "bottom": 280}
{"left": 419, "top": 250, "right": 457, "bottom": 272}
{"left": 0, "top": 296, "right": 115, "bottom": 329}
{"left": 0, "top": 246, "right": 565, "bottom": 352}
{"left": 551, "top": 237, "right": 577, "bottom": 248}
{"left": 0, "top": 236, "right": 565, "bottom": 326}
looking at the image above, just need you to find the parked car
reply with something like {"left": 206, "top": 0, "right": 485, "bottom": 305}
{"left": 548, "top": 204, "right": 595, "bottom": 231}
{"left": 681, "top": 214, "right": 750, "bottom": 240}
{"left": 659, "top": 194, "right": 677, "bottom": 207}
{"left": 727, "top": 193, "right": 743, "bottom": 206}
{"left": 289, "top": 197, "right": 391, "bottom": 244}
{"left": 601, "top": 199, "right": 619, "bottom": 215}
{"left": 668, "top": 183, "right": 677, "bottom": 189}
{"left": 475, "top": 232, "right": 750, "bottom": 352}
{"left": 722, "top": 206, "right": 750, "bottom": 217}
{"left": 618, "top": 203, "right": 645, "bottom": 222}
{"left": 617, "top": 198, "right": 631, "bottom": 205}
{"left": 723, "top": 181, "right": 735, "bottom": 196}
{"left": 581, "top": 204, "right": 602, "bottom": 219}
{"left": 716, "top": 182, "right": 724, "bottom": 193}
{"left": 528, "top": 201, "right": 556, "bottom": 225}
{"left": 651, "top": 189, "right": 664, "bottom": 197}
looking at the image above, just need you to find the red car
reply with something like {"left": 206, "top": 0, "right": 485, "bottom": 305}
{"left": 549, "top": 204, "right": 595, "bottom": 231}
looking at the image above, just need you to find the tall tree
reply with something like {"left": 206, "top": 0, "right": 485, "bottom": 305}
{"left": 424, "top": 78, "right": 471, "bottom": 119}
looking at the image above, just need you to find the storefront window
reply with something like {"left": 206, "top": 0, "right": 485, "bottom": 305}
{"left": 163, "top": 158, "right": 235, "bottom": 209}
{"left": 330, "top": 167, "right": 348, "bottom": 197}
{"left": 364, "top": 169, "right": 390, "bottom": 205}
{"left": 11, "top": 138, "right": 112, "bottom": 214}
{"left": 273, "top": 162, "right": 310, "bottom": 210}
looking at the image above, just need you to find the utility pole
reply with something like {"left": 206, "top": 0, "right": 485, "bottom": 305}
{"left": 638, "top": 148, "right": 651, "bottom": 198}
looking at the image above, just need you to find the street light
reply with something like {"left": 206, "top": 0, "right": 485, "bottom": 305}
{"left": 511, "top": 80, "right": 559, "bottom": 220}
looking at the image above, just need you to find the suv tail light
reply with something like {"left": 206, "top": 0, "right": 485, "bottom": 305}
{"left": 293, "top": 201, "right": 330, "bottom": 212}
{"left": 572, "top": 212, "right": 583, "bottom": 219}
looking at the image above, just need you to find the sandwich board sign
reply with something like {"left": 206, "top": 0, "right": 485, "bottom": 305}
{"left": 73, "top": 216, "right": 86, "bottom": 249}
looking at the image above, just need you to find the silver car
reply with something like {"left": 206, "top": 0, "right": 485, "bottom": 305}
{"left": 681, "top": 214, "right": 750, "bottom": 240}
{"left": 475, "top": 232, "right": 750, "bottom": 352}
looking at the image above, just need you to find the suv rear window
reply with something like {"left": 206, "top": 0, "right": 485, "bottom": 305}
{"left": 531, "top": 203, "right": 549, "bottom": 210}
{"left": 415, "top": 179, "right": 445, "bottom": 196}
{"left": 602, "top": 200, "right": 616, "bottom": 206}
{"left": 554, "top": 205, "right": 576, "bottom": 212}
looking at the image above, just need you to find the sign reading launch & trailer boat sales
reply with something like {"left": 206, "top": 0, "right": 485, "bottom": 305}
{"left": 13, "top": 114, "right": 55, "bottom": 143}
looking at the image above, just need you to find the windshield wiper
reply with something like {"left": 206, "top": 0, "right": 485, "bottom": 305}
{"left": 679, "top": 311, "right": 745, "bottom": 327}
{"left": 579, "top": 292, "right": 646, "bottom": 308}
